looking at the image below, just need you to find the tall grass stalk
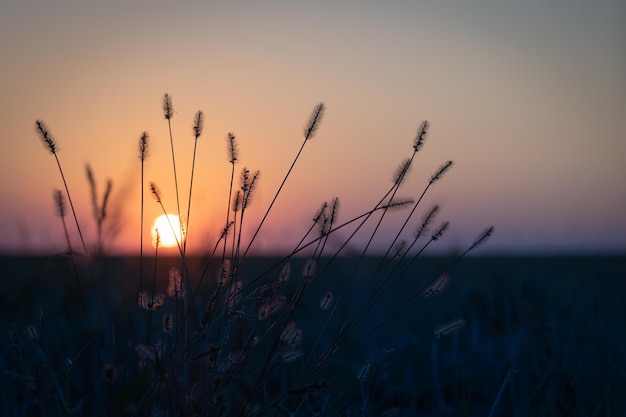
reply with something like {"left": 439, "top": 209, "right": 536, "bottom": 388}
{"left": 162, "top": 93, "right": 182, "bottom": 227}
{"left": 85, "top": 163, "right": 113, "bottom": 256}
{"left": 236, "top": 103, "right": 325, "bottom": 270}
{"left": 36, "top": 121, "right": 110, "bottom": 370}
{"left": 223, "top": 133, "right": 239, "bottom": 260}
{"left": 139, "top": 132, "right": 149, "bottom": 296}
{"left": 183, "top": 110, "right": 204, "bottom": 257}
{"left": 27, "top": 98, "right": 497, "bottom": 417}
{"left": 35, "top": 120, "right": 89, "bottom": 258}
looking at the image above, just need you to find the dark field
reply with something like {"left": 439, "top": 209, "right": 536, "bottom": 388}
{"left": 1, "top": 255, "right": 625, "bottom": 416}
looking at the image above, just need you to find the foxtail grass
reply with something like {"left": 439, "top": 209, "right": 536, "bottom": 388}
{"left": 85, "top": 163, "right": 113, "bottom": 256}
{"left": 138, "top": 131, "right": 149, "bottom": 300}
{"left": 26, "top": 98, "right": 496, "bottom": 417}
{"left": 35, "top": 120, "right": 89, "bottom": 258}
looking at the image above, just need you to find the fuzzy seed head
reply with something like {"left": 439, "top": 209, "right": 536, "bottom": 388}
{"left": 415, "top": 205, "right": 440, "bottom": 239}
{"left": 135, "top": 343, "right": 155, "bottom": 366}
{"left": 231, "top": 191, "right": 242, "bottom": 213}
{"left": 281, "top": 321, "right": 297, "bottom": 343}
{"left": 430, "top": 160, "right": 454, "bottom": 184}
{"left": 242, "top": 169, "right": 260, "bottom": 209}
{"left": 162, "top": 93, "right": 174, "bottom": 120}
{"left": 227, "top": 280, "right": 243, "bottom": 309}
{"left": 167, "top": 267, "right": 184, "bottom": 298}
{"left": 278, "top": 262, "right": 291, "bottom": 284}
{"left": 413, "top": 120, "right": 429, "bottom": 152}
{"left": 470, "top": 226, "right": 495, "bottom": 251}
{"left": 53, "top": 190, "right": 66, "bottom": 218}
{"left": 35, "top": 120, "right": 58, "bottom": 154}
{"left": 302, "top": 259, "right": 317, "bottom": 280}
{"left": 193, "top": 110, "right": 204, "bottom": 138}
{"left": 101, "top": 180, "right": 112, "bottom": 221}
{"left": 226, "top": 133, "right": 238, "bottom": 163}
{"left": 431, "top": 221, "right": 450, "bottom": 241}
{"left": 320, "top": 292, "right": 333, "bottom": 310}
{"left": 423, "top": 273, "right": 450, "bottom": 298}
{"left": 138, "top": 132, "right": 149, "bottom": 161}
{"left": 220, "top": 221, "right": 234, "bottom": 240}
{"left": 391, "top": 240, "right": 407, "bottom": 261}
{"left": 393, "top": 158, "right": 412, "bottom": 186}
{"left": 357, "top": 362, "right": 373, "bottom": 383}
{"left": 329, "top": 197, "right": 340, "bottom": 226}
{"left": 218, "top": 259, "right": 232, "bottom": 285}
{"left": 385, "top": 198, "right": 414, "bottom": 210}
{"left": 435, "top": 318, "right": 466, "bottom": 338}
{"left": 279, "top": 350, "right": 304, "bottom": 363}
{"left": 304, "top": 102, "right": 326, "bottom": 141}
{"left": 149, "top": 182, "right": 161, "bottom": 203}
{"left": 162, "top": 314, "right": 173, "bottom": 333}
{"left": 313, "top": 201, "right": 328, "bottom": 225}
{"left": 257, "top": 295, "right": 286, "bottom": 320}
{"left": 138, "top": 291, "right": 165, "bottom": 310}
{"left": 282, "top": 326, "right": 303, "bottom": 349}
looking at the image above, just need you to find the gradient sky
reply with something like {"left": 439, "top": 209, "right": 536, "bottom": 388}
{"left": 1, "top": 0, "right": 625, "bottom": 255}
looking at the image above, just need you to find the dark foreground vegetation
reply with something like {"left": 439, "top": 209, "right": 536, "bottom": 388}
{"left": 1, "top": 254, "right": 624, "bottom": 416}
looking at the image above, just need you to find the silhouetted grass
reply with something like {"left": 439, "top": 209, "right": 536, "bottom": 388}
{"left": 8, "top": 97, "right": 590, "bottom": 417}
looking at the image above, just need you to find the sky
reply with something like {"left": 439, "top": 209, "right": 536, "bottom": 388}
{"left": 1, "top": 0, "right": 625, "bottom": 256}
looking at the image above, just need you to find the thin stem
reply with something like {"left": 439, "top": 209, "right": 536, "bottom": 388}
{"left": 167, "top": 117, "right": 182, "bottom": 232}
{"left": 140, "top": 159, "right": 144, "bottom": 293}
{"left": 54, "top": 154, "right": 88, "bottom": 257}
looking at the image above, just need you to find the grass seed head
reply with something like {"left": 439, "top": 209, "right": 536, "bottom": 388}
{"left": 423, "top": 273, "right": 450, "bottom": 298}
{"left": 149, "top": 182, "right": 162, "bottom": 203}
{"left": 193, "top": 110, "right": 204, "bottom": 138}
{"left": 218, "top": 259, "right": 232, "bottom": 285}
{"left": 304, "top": 102, "right": 325, "bottom": 141}
{"left": 435, "top": 318, "right": 466, "bottom": 338}
{"left": 413, "top": 120, "right": 429, "bottom": 152}
{"left": 393, "top": 158, "right": 412, "bottom": 186}
{"left": 162, "top": 314, "right": 173, "bottom": 333}
{"left": 430, "top": 160, "right": 454, "bottom": 184}
{"left": 280, "top": 350, "right": 304, "bottom": 363}
{"left": 391, "top": 240, "right": 407, "bottom": 261}
{"left": 162, "top": 93, "right": 174, "bottom": 120}
{"left": 138, "top": 291, "right": 165, "bottom": 310}
{"left": 320, "top": 292, "right": 333, "bottom": 310}
{"left": 282, "top": 326, "right": 303, "bottom": 349}
{"left": 415, "top": 205, "right": 440, "bottom": 239}
{"left": 431, "top": 221, "right": 450, "bottom": 241}
{"left": 53, "top": 190, "right": 66, "bottom": 218}
{"left": 138, "top": 132, "right": 149, "bottom": 161}
{"left": 302, "top": 259, "right": 317, "bottom": 280}
{"left": 280, "top": 321, "right": 297, "bottom": 343}
{"left": 226, "top": 132, "right": 238, "bottom": 163}
{"left": 470, "top": 226, "right": 495, "bottom": 251}
{"left": 167, "top": 267, "right": 184, "bottom": 298}
{"left": 35, "top": 120, "right": 58, "bottom": 154}
{"left": 278, "top": 262, "right": 291, "bottom": 284}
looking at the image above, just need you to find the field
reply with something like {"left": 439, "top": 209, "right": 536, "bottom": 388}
{"left": 1, "top": 254, "right": 624, "bottom": 416}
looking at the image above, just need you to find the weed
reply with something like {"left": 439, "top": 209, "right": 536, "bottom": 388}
{"left": 14, "top": 96, "right": 494, "bottom": 416}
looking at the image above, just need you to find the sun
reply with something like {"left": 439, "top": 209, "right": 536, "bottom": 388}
{"left": 151, "top": 214, "right": 184, "bottom": 248}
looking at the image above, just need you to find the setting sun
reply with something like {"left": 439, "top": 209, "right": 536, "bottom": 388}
{"left": 151, "top": 214, "right": 184, "bottom": 248}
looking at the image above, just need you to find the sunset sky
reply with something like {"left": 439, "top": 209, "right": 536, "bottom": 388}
{"left": 1, "top": 1, "right": 624, "bottom": 255}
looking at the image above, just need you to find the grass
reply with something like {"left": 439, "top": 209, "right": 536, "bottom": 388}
{"left": 2, "top": 255, "right": 626, "bottom": 416}
{"left": 3, "top": 95, "right": 514, "bottom": 416}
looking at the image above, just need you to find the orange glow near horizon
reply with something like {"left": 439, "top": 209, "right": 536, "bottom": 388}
{"left": 151, "top": 214, "right": 184, "bottom": 248}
